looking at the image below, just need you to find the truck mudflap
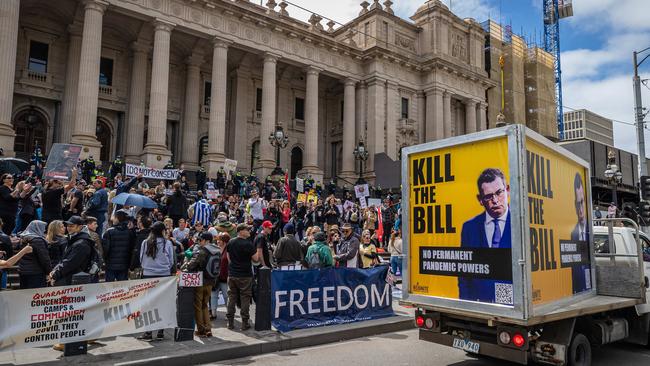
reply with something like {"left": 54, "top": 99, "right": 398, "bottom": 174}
{"left": 419, "top": 329, "right": 529, "bottom": 365}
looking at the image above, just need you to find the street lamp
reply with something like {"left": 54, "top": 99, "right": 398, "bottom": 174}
{"left": 353, "top": 139, "right": 369, "bottom": 184}
{"left": 604, "top": 150, "right": 623, "bottom": 210}
{"left": 268, "top": 122, "right": 289, "bottom": 176}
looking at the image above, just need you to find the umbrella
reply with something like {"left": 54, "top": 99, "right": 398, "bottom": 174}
{"left": 1, "top": 158, "right": 30, "bottom": 172}
{"left": 111, "top": 193, "right": 158, "bottom": 209}
{"left": 0, "top": 160, "right": 22, "bottom": 176}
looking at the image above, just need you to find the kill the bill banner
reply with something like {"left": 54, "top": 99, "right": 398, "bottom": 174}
{"left": 0, "top": 277, "right": 177, "bottom": 351}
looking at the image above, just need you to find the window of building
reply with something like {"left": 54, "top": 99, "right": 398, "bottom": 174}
{"left": 204, "top": 81, "right": 212, "bottom": 105}
{"left": 99, "top": 57, "right": 114, "bottom": 86}
{"left": 255, "top": 88, "right": 263, "bottom": 112}
{"left": 251, "top": 140, "right": 260, "bottom": 172}
{"left": 401, "top": 97, "right": 409, "bottom": 119}
{"left": 28, "top": 40, "right": 49, "bottom": 73}
{"left": 295, "top": 97, "right": 305, "bottom": 120}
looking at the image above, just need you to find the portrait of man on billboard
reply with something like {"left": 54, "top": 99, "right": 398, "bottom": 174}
{"left": 458, "top": 168, "right": 512, "bottom": 304}
{"left": 570, "top": 172, "right": 591, "bottom": 294}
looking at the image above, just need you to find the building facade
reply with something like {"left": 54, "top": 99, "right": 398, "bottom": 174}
{"left": 562, "top": 109, "right": 614, "bottom": 147}
{"left": 0, "top": 0, "right": 553, "bottom": 182}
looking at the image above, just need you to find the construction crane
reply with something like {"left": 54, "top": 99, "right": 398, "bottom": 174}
{"left": 543, "top": 0, "right": 573, "bottom": 140}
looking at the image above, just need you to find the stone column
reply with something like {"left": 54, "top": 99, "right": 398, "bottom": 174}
{"left": 340, "top": 78, "right": 357, "bottom": 181}
{"left": 142, "top": 20, "right": 175, "bottom": 168}
{"left": 366, "top": 77, "right": 386, "bottom": 180}
{"left": 466, "top": 100, "right": 477, "bottom": 134}
{"left": 231, "top": 67, "right": 250, "bottom": 166}
{"left": 417, "top": 91, "right": 426, "bottom": 143}
{"left": 60, "top": 24, "right": 82, "bottom": 144}
{"left": 443, "top": 91, "right": 452, "bottom": 138}
{"left": 124, "top": 42, "right": 149, "bottom": 163}
{"left": 205, "top": 38, "right": 230, "bottom": 178}
{"left": 179, "top": 53, "right": 203, "bottom": 170}
{"left": 71, "top": 0, "right": 108, "bottom": 158}
{"left": 0, "top": 0, "right": 20, "bottom": 156}
{"left": 355, "top": 82, "right": 367, "bottom": 143}
{"left": 425, "top": 88, "right": 443, "bottom": 141}
{"left": 478, "top": 102, "right": 487, "bottom": 131}
{"left": 300, "top": 66, "right": 323, "bottom": 182}
{"left": 385, "top": 81, "right": 398, "bottom": 160}
{"left": 257, "top": 53, "right": 278, "bottom": 176}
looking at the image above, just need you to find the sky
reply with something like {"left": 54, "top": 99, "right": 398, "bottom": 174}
{"left": 283, "top": 0, "right": 650, "bottom": 156}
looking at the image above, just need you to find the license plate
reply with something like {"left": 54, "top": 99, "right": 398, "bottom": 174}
{"left": 452, "top": 337, "right": 480, "bottom": 354}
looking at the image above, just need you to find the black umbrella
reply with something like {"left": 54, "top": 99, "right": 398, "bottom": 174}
{"left": 0, "top": 158, "right": 30, "bottom": 172}
{"left": 0, "top": 160, "right": 22, "bottom": 176}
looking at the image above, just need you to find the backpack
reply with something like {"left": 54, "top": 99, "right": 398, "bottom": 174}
{"left": 308, "top": 249, "right": 322, "bottom": 269}
{"left": 203, "top": 247, "right": 221, "bottom": 279}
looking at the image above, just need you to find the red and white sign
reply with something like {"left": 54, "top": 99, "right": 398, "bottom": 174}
{"left": 179, "top": 272, "right": 203, "bottom": 287}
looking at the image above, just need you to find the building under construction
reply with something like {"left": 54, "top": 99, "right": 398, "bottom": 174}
{"left": 483, "top": 21, "right": 557, "bottom": 139}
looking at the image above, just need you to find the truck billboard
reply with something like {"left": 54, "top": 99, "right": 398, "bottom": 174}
{"left": 407, "top": 136, "right": 515, "bottom": 306}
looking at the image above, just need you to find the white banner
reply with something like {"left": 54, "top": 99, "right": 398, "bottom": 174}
{"left": 0, "top": 277, "right": 177, "bottom": 351}
{"left": 125, "top": 163, "right": 178, "bottom": 180}
{"left": 296, "top": 178, "right": 304, "bottom": 193}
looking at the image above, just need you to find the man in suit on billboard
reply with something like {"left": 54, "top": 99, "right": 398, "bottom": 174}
{"left": 570, "top": 172, "right": 590, "bottom": 294}
{"left": 459, "top": 168, "right": 512, "bottom": 304}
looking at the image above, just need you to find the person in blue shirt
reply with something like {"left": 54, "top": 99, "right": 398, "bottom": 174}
{"left": 459, "top": 168, "right": 512, "bottom": 304}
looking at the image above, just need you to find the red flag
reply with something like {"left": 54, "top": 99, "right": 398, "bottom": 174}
{"left": 285, "top": 171, "right": 291, "bottom": 207}
{"left": 376, "top": 206, "right": 383, "bottom": 243}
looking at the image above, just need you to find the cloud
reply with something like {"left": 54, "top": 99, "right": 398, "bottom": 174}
{"left": 568, "top": 0, "right": 650, "bottom": 32}
{"left": 282, "top": 0, "right": 362, "bottom": 26}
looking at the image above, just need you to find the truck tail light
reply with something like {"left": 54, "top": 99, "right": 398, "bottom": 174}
{"left": 499, "top": 331, "right": 511, "bottom": 345}
{"left": 512, "top": 333, "right": 525, "bottom": 348}
{"left": 415, "top": 315, "right": 425, "bottom": 327}
{"left": 425, "top": 318, "right": 435, "bottom": 329}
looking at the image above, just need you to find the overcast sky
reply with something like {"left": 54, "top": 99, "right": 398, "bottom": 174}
{"left": 284, "top": 0, "right": 650, "bottom": 156}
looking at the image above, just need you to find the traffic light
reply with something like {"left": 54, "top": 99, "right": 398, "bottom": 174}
{"left": 639, "top": 201, "right": 650, "bottom": 225}
{"left": 641, "top": 176, "right": 650, "bottom": 201}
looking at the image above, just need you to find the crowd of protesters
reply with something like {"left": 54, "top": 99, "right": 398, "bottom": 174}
{"left": 0, "top": 152, "right": 403, "bottom": 342}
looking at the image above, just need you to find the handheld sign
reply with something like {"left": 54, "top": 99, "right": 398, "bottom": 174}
{"left": 179, "top": 272, "right": 203, "bottom": 287}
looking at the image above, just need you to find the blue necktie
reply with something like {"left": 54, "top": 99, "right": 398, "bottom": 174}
{"left": 492, "top": 219, "right": 501, "bottom": 248}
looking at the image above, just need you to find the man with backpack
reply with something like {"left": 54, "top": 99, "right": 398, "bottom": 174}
{"left": 305, "top": 232, "right": 333, "bottom": 269}
{"left": 181, "top": 232, "right": 221, "bottom": 337}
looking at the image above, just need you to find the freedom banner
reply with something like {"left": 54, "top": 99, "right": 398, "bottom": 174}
{"left": 0, "top": 277, "right": 177, "bottom": 351}
{"left": 271, "top": 267, "right": 394, "bottom": 332}
{"left": 125, "top": 163, "right": 178, "bottom": 180}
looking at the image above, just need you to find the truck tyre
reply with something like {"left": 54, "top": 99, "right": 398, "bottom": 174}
{"left": 567, "top": 333, "right": 591, "bottom": 366}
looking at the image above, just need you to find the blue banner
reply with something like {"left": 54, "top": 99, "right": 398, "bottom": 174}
{"left": 271, "top": 266, "right": 394, "bottom": 332}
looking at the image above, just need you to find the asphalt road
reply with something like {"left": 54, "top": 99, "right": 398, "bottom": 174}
{"left": 205, "top": 329, "right": 650, "bottom": 366}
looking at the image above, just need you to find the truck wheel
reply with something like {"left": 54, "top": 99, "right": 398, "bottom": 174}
{"left": 567, "top": 333, "right": 591, "bottom": 366}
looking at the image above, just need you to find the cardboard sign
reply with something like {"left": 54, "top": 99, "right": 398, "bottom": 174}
{"left": 43, "top": 143, "right": 82, "bottom": 180}
{"left": 206, "top": 189, "right": 220, "bottom": 199}
{"left": 179, "top": 272, "right": 203, "bottom": 287}
{"left": 359, "top": 196, "right": 367, "bottom": 209}
{"left": 354, "top": 184, "right": 370, "bottom": 198}
{"left": 343, "top": 200, "right": 355, "bottom": 211}
{"left": 224, "top": 159, "right": 238, "bottom": 178}
{"left": 297, "top": 193, "right": 307, "bottom": 203}
{"left": 296, "top": 178, "right": 304, "bottom": 193}
{"left": 367, "top": 198, "right": 382, "bottom": 207}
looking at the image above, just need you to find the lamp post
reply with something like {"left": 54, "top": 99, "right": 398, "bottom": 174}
{"left": 604, "top": 150, "right": 623, "bottom": 211}
{"left": 633, "top": 47, "right": 650, "bottom": 180}
{"left": 268, "top": 122, "right": 289, "bottom": 176}
{"left": 353, "top": 139, "right": 369, "bottom": 184}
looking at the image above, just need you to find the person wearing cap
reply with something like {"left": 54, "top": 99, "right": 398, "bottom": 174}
{"left": 336, "top": 223, "right": 360, "bottom": 268}
{"left": 181, "top": 232, "right": 221, "bottom": 337}
{"left": 102, "top": 210, "right": 136, "bottom": 282}
{"left": 49, "top": 216, "right": 94, "bottom": 286}
{"left": 226, "top": 223, "right": 260, "bottom": 331}
{"left": 305, "top": 232, "right": 333, "bottom": 269}
{"left": 254, "top": 220, "right": 273, "bottom": 268}
{"left": 273, "top": 223, "right": 302, "bottom": 267}
{"left": 215, "top": 212, "right": 237, "bottom": 238}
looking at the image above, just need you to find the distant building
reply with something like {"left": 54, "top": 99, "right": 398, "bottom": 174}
{"left": 562, "top": 109, "right": 614, "bottom": 147}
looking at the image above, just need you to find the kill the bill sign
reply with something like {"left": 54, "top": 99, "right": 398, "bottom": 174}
{"left": 0, "top": 277, "right": 177, "bottom": 351}
{"left": 407, "top": 135, "right": 591, "bottom": 307}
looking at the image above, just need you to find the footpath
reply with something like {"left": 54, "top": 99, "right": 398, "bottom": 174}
{"left": 0, "top": 293, "right": 413, "bottom": 366}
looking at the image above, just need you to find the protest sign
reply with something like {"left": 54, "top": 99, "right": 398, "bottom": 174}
{"left": 271, "top": 267, "right": 393, "bottom": 332}
{"left": 343, "top": 200, "right": 355, "bottom": 211}
{"left": 368, "top": 198, "right": 382, "bottom": 207}
{"left": 43, "top": 143, "right": 82, "bottom": 180}
{"left": 359, "top": 196, "right": 367, "bottom": 209}
{"left": 205, "top": 190, "right": 220, "bottom": 200}
{"left": 224, "top": 159, "right": 237, "bottom": 178}
{"left": 297, "top": 193, "right": 307, "bottom": 203}
{"left": 296, "top": 178, "right": 304, "bottom": 193}
{"left": 354, "top": 184, "right": 370, "bottom": 199}
{"left": 0, "top": 277, "right": 177, "bottom": 351}
{"left": 179, "top": 272, "right": 203, "bottom": 287}
{"left": 125, "top": 163, "right": 178, "bottom": 180}
{"left": 307, "top": 192, "right": 318, "bottom": 204}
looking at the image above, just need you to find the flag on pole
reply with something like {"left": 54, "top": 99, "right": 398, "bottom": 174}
{"left": 285, "top": 171, "right": 291, "bottom": 208}
{"left": 376, "top": 206, "right": 383, "bottom": 243}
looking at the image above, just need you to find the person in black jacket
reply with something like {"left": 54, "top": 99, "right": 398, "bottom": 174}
{"left": 0, "top": 218, "right": 14, "bottom": 289}
{"left": 165, "top": 182, "right": 188, "bottom": 226}
{"left": 48, "top": 216, "right": 93, "bottom": 286}
{"left": 131, "top": 215, "right": 152, "bottom": 272}
{"left": 18, "top": 220, "right": 51, "bottom": 289}
{"left": 102, "top": 210, "right": 136, "bottom": 282}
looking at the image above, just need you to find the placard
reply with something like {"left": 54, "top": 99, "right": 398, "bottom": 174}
{"left": 296, "top": 178, "right": 304, "bottom": 193}
{"left": 367, "top": 198, "right": 382, "bottom": 207}
{"left": 359, "top": 197, "right": 367, "bottom": 209}
{"left": 178, "top": 272, "right": 203, "bottom": 287}
{"left": 43, "top": 143, "right": 82, "bottom": 180}
{"left": 354, "top": 184, "right": 370, "bottom": 198}
{"left": 125, "top": 164, "right": 178, "bottom": 180}
{"left": 206, "top": 189, "right": 220, "bottom": 200}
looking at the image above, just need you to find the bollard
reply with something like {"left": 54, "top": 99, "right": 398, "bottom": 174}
{"left": 174, "top": 286, "right": 195, "bottom": 341}
{"left": 64, "top": 272, "right": 90, "bottom": 357}
{"left": 255, "top": 267, "right": 272, "bottom": 331}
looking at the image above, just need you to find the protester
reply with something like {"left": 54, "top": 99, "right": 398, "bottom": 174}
{"left": 0, "top": 173, "right": 28, "bottom": 235}
{"left": 0, "top": 244, "right": 33, "bottom": 269}
{"left": 166, "top": 182, "right": 188, "bottom": 226}
{"left": 18, "top": 220, "right": 51, "bottom": 289}
{"left": 0, "top": 218, "right": 14, "bottom": 288}
{"left": 305, "top": 232, "right": 333, "bottom": 269}
{"left": 226, "top": 223, "right": 260, "bottom": 331}
{"left": 42, "top": 169, "right": 77, "bottom": 224}
{"left": 255, "top": 220, "right": 273, "bottom": 268}
{"left": 358, "top": 229, "right": 378, "bottom": 269}
{"left": 210, "top": 232, "right": 230, "bottom": 320}
{"left": 273, "top": 223, "right": 303, "bottom": 267}
{"left": 102, "top": 210, "right": 136, "bottom": 282}
{"left": 45, "top": 220, "right": 66, "bottom": 267}
{"left": 48, "top": 216, "right": 93, "bottom": 286}
{"left": 388, "top": 228, "right": 403, "bottom": 276}
{"left": 138, "top": 221, "right": 174, "bottom": 341}
{"left": 86, "top": 179, "right": 108, "bottom": 236}
{"left": 181, "top": 232, "right": 221, "bottom": 337}
{"left": 335, "top": 223, "right": 360, "bottom": 268}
